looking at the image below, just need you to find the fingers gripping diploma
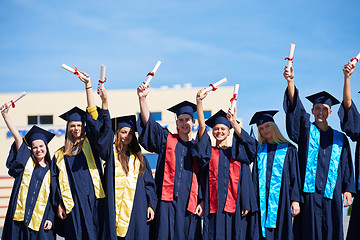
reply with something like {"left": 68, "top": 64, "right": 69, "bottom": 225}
{"left": 43, "top": 220, "right": 52, "bottom": 230}
{"left": 291, "top": 201, "right": 300, "bottom": 217}
{"left": 343, "top": 192, "right": 353, "bottom": 207}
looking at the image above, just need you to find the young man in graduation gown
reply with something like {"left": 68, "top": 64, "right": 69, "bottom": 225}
{"left": 338, "top": 62, "right": 360, "bottom": 240}
{"left": 283, "top": 66, "right": 355, "bottom": 240}
{"left": 137, "top": 83, "right": 203, "bottom": 240}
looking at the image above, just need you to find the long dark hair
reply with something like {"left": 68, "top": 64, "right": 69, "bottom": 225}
{"left": 30, "top": 144, "right": 52, "bottom": 168}
{"left": 115, "top": 129, "right": 145, "bottom": 176}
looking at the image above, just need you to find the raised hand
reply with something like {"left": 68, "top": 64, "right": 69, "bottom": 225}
{"left": 283, "top": 65, "right": 294, "bottom": 83}
{"left": 137, "top": 82, "right": 150, "bottom": 98}
{"left": 343, "top": 63, "right": 355, "bottom": 77}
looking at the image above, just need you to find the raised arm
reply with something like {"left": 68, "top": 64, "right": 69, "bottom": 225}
{"left": 196, "top": 89, "right": 208, "bottom": 140}
{"left": 227, "top": 107, "right": 242, "bottom": 138}
{"left": 99, "top": 88, "right": 108, "bottom": 110}
{"left": 137, "top": 82, "right": 150, "bottom": 125}
{"left": 283, "top": 65, "right": 295, "bottom": 107}
{"left": 342, "top": 62, "right": 356, "bottom": 112}
{"left": 1, "top": 104, "right": 22, "bottom": 150}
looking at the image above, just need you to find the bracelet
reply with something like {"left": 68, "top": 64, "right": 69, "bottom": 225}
{"left": 86, "top": 86, "right": 92, "bottom": 89}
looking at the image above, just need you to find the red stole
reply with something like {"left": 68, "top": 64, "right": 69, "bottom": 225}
{"left": 209, "top": 147, "right": 241, "bottom": 214}
{"left": 161, "top": 133, "right": 199, "bottom": 214}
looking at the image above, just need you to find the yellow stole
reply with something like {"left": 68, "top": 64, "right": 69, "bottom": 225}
{"left": 13, "top": 158, "right": 51, "bottom": 231}
{"left": 55, "top": 137, "right": 105, "bottom": 214}
{"left": 113, "top": 145, "right": 140, "bottom": 237}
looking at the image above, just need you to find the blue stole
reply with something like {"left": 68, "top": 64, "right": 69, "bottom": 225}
{"left": 303, "top": 123, "right": 343, "bottom": 199}
{"left": 257, "top": 142, "right": 288, "bottom": 237}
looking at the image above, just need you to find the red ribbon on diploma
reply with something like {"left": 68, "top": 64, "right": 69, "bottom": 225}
{"left": 285, "top": 57, "right": 294, "bottom": 62}
{"left": 209, "top": 84, "right": 217, "bottom": 91}
{"left": 99, "top": 77, "right": 107, "bottom": 84}
{"left": 147, "top": 72, "right": 155, "bottom": 77}
{"left": 230, "top": 94, "right": 237, "bottom": 103}
{"left": 10, "top": 100, "right": 15, "bottom": 108}
{"left": 351, "top": 58, "right": 359, "bottom": 63}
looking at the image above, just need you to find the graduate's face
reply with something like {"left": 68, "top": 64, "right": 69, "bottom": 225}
{"left": 68, "top": 121, "right": 83, "bottom": 140}
{"left": 258, "top": 122, "right": 274, "bottom": 142}
{"left": 311, "top": 103, "right": 332, "bottom": 123}
{"left": 176, "top": 114, "right": 195, "bottom": 134}
{"left": 212, "top": 124, "right": 230, "bottom": 142}
{"left": 31, "top": 139, "right": 47, "bottom": 161}
{"left": 118, "top": 127, "right": 133, "bottom": 147}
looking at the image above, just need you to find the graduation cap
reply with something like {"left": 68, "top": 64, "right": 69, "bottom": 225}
{"left": 249, "top": 110, "right": 278, "bottom": 126}
{"left": 205, "top": 109, "right": 231, "bottom": 129}
{"left": 24, "top": 125, "right": 55, "bottom": 146}
{"left": 59, "top": 106, "right": 87, "bottom": 123}
{"left": 112, "top": 115, "right": 137, "bottom": 132}
{"left": 167, "top": 100, "right": 197, "bottom": 118}
{"left": 305, "top": 91, "right": 340, "bottom": 108}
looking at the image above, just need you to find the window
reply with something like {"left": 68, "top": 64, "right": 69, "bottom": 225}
{"left": 137, "top": 112, "right": 162, "bottom": 121}
{"left": 27, "top": 115, "right": 53, "bottom": 125}
{"left": 151, "top": 112, "right": 162, "bottom": 121}
{"left": 194, "top": 110, "right": 211, "bottom": 120}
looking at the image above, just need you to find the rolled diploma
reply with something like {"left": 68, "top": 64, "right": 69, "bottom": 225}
{"left": 287, "top": 44, "right": 295, "bottom": 72}
{"left": 144, "top": 60, "right": 161, "bottom": 87}
{"left": 199, "top": 78, "right": 228, "bottom": 96}
{"left": 230, "top": 84, "right": 239, "bottom": 114}
{"left": 1, "top": 91, "right": 27, "bottom": 111}
{"left": 351, "top": 52, "right": 360, "bottom": 65}
{"left": 97, "top": 64, "right": 106, "bottom": 96}
{"left": 61, "top": 64, "right": 90, "bottom": 82}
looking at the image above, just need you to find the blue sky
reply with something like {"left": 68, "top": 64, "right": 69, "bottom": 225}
{"left": 1, "top": 0, "right": 360, "bottom": 132}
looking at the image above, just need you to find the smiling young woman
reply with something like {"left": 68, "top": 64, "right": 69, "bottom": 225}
{"left": 1, "top": 103, "right": 56, "bottom": 240}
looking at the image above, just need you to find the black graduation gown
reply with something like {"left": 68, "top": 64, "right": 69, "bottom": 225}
{"left": 51, "top": 111, "right": 105, "bottom": 240}
{"left": 338, "top": 100, "right": 360, "bottom": 240}
{"left": 2, "top": 142, "right": 55, "bottom": 240}
{"left": 284, "top": 87, "right": 355, "bottom": 240}
{"left": 191, "top": 130, "right": 258, "bottom": 240}
{"left": 91, "top": 109, "right": 157, "bottom": 240}
{"left": 137, "top": 113, "right": 202, "bottom": 240}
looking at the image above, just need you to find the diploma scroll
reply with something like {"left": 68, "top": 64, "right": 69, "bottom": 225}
{"left": 285, "top": 44, "right": 295, "bottom": 72}
{"left": 97, "top": 65, "right": 106, "bottom": 96}
{"left": 230, "top": 84, "right": 239, "bottom": 114}
{"left": 351, "top": 52, "right": 360, "bottom": 65}
{"left": 61, "top": 64, "right": 91, "bottom": 82}
{"left": 1, "top": 92, "right": 27, "bottom": 112}
{"left": 144, "top": 60, "right": 161, "bottom": 87}
{"left": 199, "top": 78, "right": 228, "bottom": 97}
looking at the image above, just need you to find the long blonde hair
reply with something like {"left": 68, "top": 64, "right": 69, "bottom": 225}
{"left": 257, "top": 122, "right": 290, "bottom": 145}
{"left": 64, "top": 123, "right": 86, "bottom": 156}
{"left": 115, "top": 129, "right": 145, "bottom": 176}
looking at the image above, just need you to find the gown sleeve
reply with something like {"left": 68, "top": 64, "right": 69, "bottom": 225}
{"left": 191, "top": 131, "right": 212, "bottom": 169}
{"left": 340, "top": 135, "right": 356, "bottom": 194}
{"left": 50, "top": 153, "right": 62, "bottom": 208}
{"left": 283, "top": 87, "right": 310, "bottom": 144}
{"left": 288, "top": 145, "right": 301, "bottom": 202}
{"left": 232, "top": 129, "right": 257, "bottom": 164}
{"left": 89, "top": 108, "right": 114, "bottom": 162}
{"left": 143, "top": 156, "right": 158, "bottom": 212}
{"left": 137, "top": 113, "right": 169, "bottom": 154}
{"left": 338, "top": 100, "right": 360, "bottom": 142}
{"left": 240, "top": 163, "right": 258, "bottom": 212}
{"left": 7, "top": 141, "right": 31, "bottom": 178}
